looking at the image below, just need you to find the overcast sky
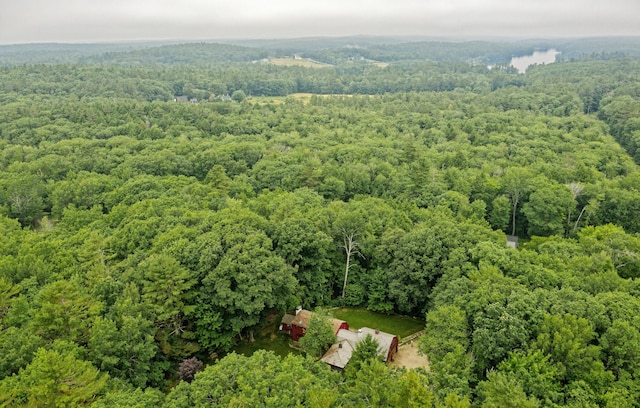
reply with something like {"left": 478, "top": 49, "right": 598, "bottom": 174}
{"left": 1, "top": 0, "right": 639, "bottom": 44}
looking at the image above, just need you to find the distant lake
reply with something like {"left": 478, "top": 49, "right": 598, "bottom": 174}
{"left": 510, "top": 49, "right": 560, "bottom": 73}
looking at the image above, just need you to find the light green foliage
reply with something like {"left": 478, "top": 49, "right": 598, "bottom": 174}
{"left": 299, "top": 312, "right": 337, "bottom": 358}
{"left": 0, "top": 173, "right": 46, "bottom": 226}
{"left": 523, "top": 183, "right": 576, "bottom": 237}
{"left": 345, "top": 333, "right": 382, "bottom": 376}
{"left": 140, "top": 253, "right": 196, "bottom": 335}
{"left": 421, "top": 305, "right": 469, "bottom": 361}
{"left": 478, "top": 370, "right": 539, "bottom": 408}
{"left": 165, "top": 350, "right": 340, "bottom": 408}
{"left": 600, "top": 320, "right": 640, "bottom": 379}
{"left": 31, "top": 279, "right": 102, "bottom": 343}
{"left": 420, "top": 305, "right": 473, "bottom": 400}
{"left": 501, "top": 167, "right": 531, "bottom": 237}
{"left": 0, "top": 348, "right": 108, "bottom": 407}
{"left": 342, "top": 360, "right": 435, "bottom": 407}
{"left": 532, "top": 313, "right": 614, "bottom": 394}
{"left": 489, "top": 195, "right": 511, "bottom": 232}
{"left": 442, "top": 393, "right": 471, "bottom": 408}
{"left": 0, "top": 277, "right": 20, "bottom": 322}
{"left": 497, "top": 350, "right": 563, "bottom": 404}
{"left": 578, "top": 224, "right": 640, "bottom": 279}
{"left": 91, "top": 386, "right": 165, "bottom": 408}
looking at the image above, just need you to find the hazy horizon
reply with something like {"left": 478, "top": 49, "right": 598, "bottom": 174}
{"left": 1, "top": 0, "right": 639, "bottom": 45}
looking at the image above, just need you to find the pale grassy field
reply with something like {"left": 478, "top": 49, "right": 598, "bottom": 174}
{"left": 250, "top": 93, "right": 354, "bottom": 105}
{"left": 269, "top": 57, "right": 333, "bottom": 68}
{"left": 367, "top": 60, "right": 390, "bottom": 68}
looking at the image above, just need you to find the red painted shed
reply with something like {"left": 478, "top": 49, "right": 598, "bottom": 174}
{"left": 280, "top": 309, "right": 349, "bottom": 342}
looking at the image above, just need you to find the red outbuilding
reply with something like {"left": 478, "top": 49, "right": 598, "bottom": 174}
{"left": 280, "top": 308, "right": 349, "bottom": 342}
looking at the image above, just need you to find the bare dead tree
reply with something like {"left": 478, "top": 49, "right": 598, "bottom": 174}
{"left": 340, "top": 229, "right": 364, "bottom": 299}
{"left": 573, "top": 198, "right": 600, "bottom": 233}
{"left": 566, "top": 182, "right": 584, "bottom": 231}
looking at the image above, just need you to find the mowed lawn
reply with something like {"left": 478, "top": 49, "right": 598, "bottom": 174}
{"left": 330, "top": 308, "right": 424, "bottom": 339}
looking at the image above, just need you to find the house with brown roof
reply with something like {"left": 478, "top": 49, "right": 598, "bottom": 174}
{"left": 280, "top": 308, "right": 349, "bottom": 342}
{"left": 320, "top": 327, "right": 398, "bottom": 370}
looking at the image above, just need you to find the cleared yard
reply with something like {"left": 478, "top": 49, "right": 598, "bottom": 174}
{"left": 231, "top": 332, "right": 299, "bottom": 358}
{"left": 229, "top": 314, "right": 301, "bottom": 358}
{"left": 229, "top": 308, "right": 424, "bottom": 359}
{"left": 391, "top": 340, "right": 430, "bottom": 370}
{"left": 329, "top": 308, "right": 424, "bottom": 339}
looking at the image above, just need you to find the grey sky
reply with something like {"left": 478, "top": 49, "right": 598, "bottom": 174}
{"left": 1, "top": 0, "right": 639, "bottom": 44}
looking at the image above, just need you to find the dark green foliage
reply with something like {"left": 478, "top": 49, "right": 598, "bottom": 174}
{"left": 0, "top": 43, "right": 639, "bottom": 405}
{"left": 88, "top": 315, "right": 159, "bottom": 388}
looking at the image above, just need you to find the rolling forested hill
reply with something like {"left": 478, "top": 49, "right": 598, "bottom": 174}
{"left": 1, "top": 38, "right": 640, "bottom": 406}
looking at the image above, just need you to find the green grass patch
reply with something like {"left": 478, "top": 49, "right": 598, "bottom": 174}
{"left": 229, "top": 315, "right": 301, "bottom": 358}
{"left": 330, "top": 308, "right": 424, "bottom": 339}
{"left": 232, "top": 332, "right": 300, "bottom": 358}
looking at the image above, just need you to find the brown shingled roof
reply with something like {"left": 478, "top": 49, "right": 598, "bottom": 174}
{"left": 291, "top": 310, "right": 312, "bottom": 328}
{"left": 281, "top": 314, "right": 295, "bottom": 325}
{"left": 321, "top": 327, "right": 398, "bottom": 369}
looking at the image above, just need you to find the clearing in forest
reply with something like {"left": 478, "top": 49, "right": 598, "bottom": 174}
{"left": 330, "top": 308, "right": 425, "bottom": 339}
{"left": 390, "top": 340, "right": 430, "bottom": 370}
{"left": 269, "top": 57, "right": 333, "bottom": 68}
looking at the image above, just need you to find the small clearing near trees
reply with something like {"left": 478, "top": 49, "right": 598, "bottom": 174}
{"left": 330, "top": 308, "right": 425, "bottom": 339}
{"left": 390, "top": 340, "right": 430, "bottom": 370}
{"left": 269, "top": 57, "right": 333, "bottom": 68}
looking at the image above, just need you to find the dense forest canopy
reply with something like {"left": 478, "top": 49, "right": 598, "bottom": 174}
{"left": 2, "top": 36, "right": 640, "bottom": 66}
{"left": 1, "top": 38, "right": 640, "bottom": 406}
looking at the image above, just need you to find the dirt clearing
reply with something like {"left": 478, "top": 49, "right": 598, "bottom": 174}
{"left": 391, "top": 339, "right": 430, "bottom": 370}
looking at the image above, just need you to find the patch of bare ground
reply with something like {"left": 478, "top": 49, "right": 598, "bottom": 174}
{"left": 390, "top": 339, "right": 430, "bottom": 370}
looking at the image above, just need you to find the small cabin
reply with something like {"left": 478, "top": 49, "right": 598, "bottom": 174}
{"left": 321, "top": 327, "right": 399, "bottom": 370}
{"left": 280, "top": 308, "right": 349, "bottom": 342}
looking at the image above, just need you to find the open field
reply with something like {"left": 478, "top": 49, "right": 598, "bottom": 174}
{"left": 330, "top": 308, "right": 425, "bottom": 339}
{"left": 366, "top": 59, "right": 390, "bottom": 68}
{"left": 250, "top": 92, "right": 355, "bottom": 105}
{"left": 269, "top": 57, "right": 333, "bottom": 68}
